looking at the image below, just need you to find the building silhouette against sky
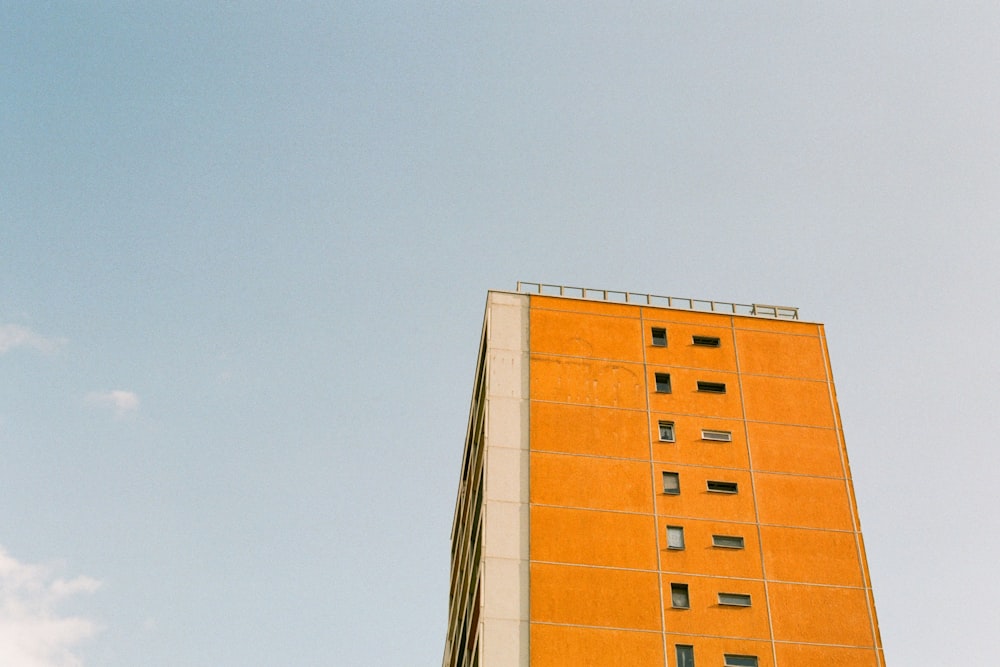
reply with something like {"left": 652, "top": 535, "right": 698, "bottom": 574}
{"left": 444, "top": 284, "right": 884, "bottom": 667}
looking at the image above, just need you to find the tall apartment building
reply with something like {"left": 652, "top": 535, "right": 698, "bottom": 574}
{"left": 444, "top": 284, "right": 884, "bottom": 667}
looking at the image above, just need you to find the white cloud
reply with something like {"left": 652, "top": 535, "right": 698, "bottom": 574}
{"left": 85, "top": 390, "right": 140, "bottom": 417}
{"left": 0, "top": 546, "right": 101, "bottom": 667}
{"left": 0, "top": 325, "right": 66, "bottom": 354}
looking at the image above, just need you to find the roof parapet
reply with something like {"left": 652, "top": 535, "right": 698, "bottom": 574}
{"left": 515, "top": 281, "right": 799, "bottom": 320}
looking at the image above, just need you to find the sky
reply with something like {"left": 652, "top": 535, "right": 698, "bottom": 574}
{"left": 2, "top": 2, "right": 999, "bottom": 665}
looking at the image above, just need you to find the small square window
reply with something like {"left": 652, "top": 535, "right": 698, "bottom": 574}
{"left": 651, "top": 328, "right": 667, "bottom": 347}
{"left": 692, "top": 335, "right": 721, "bottom": 347}
{"left": 675, "top": 645, "right": 695, "bottom": 667}
{"left": 666, "top": 525, "right": 685, "bottom": 550}
{"left": 655, "top": 373, "right": 672, "bottom": 393}
{"left": 701, "top": 429, "right": 732, "bottom": 442}
{"left": 718, "top": 592, "right": 752, "bottom": 607}
{"left": 712, "top": 535, "right": 745, "bottom": 549}
{"left": 662, "top": 471, "right": 680, "bottom": 495}
{"left": 670, "top": 583, "right": 689, "bottom": 609}
{"left": 658, "top": 421, "right": 675, "bottom": 442}
{"left": 696, "top": 381, "right": 726, "bottom": 394}
{"left": 724, "top": 655, "right": 758, "bottom": 667}
{"left": 707, "top": 480, "right": 738, "bottom": 494}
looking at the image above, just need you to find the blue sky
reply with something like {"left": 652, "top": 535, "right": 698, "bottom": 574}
{"left": 2, "top": 3, "right": 999, "bottom": 665}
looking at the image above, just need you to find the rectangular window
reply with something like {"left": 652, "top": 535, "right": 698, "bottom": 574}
{"left": 662, "top": 471, "right": 680, "bottom": 495}
{"left": 707, "top": 480, "right": 738, "bottom": 494}
{"left": 666, "top": 525, "right": 685, "bottom": 550}
{"left": 712, "top": 535, "right": 745, "bottom": 549}
{"left": 701, "top": 429, "right": 732, "bottom": 442}
{"left": 670, "top": 583, "right": 689, "bottom": 609}
{"left": 655, "top": 373, "right": 672, "bottom": 393}
{"left": 692, "top": 335, "right": 721, "bottom": 347}
{"left": 651, "top": 327, "right": 667, "bottom": 347}
{"left": 675, "top": 645, "right": 695, "bottom": 667}
{"left": 696, "top": 381, "right": 726, "bottom": 394}
{"left": 718, "top": 593, "right": 752, "bottom": 607}
{"left": 658, "top": 421, "right": 676, "bottom": 442}
{"left": 723, "top": 656, "right": 758, "bottom": 667}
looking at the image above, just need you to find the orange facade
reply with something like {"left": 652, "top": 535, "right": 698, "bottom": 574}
{"left": 444, "top": 290, "right": 883, "bottom": 667}
{"left": 526, "top": 295, "right": 883, "bottom": 666}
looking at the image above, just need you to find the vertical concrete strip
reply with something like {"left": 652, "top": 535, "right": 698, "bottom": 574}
{"left": 481, "top": 292, "right": 530, "bottom": 667}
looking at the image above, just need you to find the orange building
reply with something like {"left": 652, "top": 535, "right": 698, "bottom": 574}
{"left": 443, "top": 284, "right": 884, "bottom": 667}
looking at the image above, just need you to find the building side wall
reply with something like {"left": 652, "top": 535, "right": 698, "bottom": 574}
{"left": 525, "top": 295, "right": 883, "bottom": 667}
{"left": 480, "top": 292, "right": 530, "bottom": 667}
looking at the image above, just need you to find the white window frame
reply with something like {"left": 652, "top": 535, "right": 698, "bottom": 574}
{"left": 670, "top": 583, "right": 690, "bottom": 609}
{"left": 658, "top": 421, "right": 676, "bottom": 442}
{"left": 718, "top": 592, "right": 752, "bottom": 607}
{"left": 701, "top": 429, "right": 732, "bottom": 442}
{"left": 663, "top": 471, "right": 680, "bottom": 495}
{"left": 707, "top": 480, "right": 738, "bottom": 494}
{"left": 712, "top": 534, "right": 745, "bottom": 549}
{"left": 651, "top": 327, "right": 667, "bottom": 347}
{"left": 666, "top": 525, "right": 685, "bottom": 550}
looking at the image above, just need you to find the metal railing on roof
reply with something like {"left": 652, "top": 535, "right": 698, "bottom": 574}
{"left": 515, "top": 281, "right": 799, "bottom": 320}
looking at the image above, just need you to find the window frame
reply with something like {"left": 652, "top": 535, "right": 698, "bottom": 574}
{"left": 658, "top": 420, "right": 676, "bottom": 442}
{"left": 701, "top": 429, "right": 732, "bottom": 442}
{"left": 712, "top": 534, "right": 746, "bottom": 549}
{"left": 706, "top": 480, "right": 739, "bottom": 494}
{"left": 655, "top": 373, "right": 672, "bottom": 393}
{"left": 696, "top": 381, "right": 727, "bottom": 394}
{"left": 675, "top": 644, "right": 695, "bottom": 667}
{"left": 666, "top": 525, "right": 685, "bottom": 550}
{"left": 692, "top": 335, "right": 721, "bottom": 347}
{"left": 723, "top": 655, "right": 759, "bottom": 667}
{"left": 651, "top": 327, "right": 667, "bottom": 347}
{"left": 718, "top": 592, "right": 752, "bottom": 607}
{"left": 662, "top": 471, "right": 680, "bottom": 495}
{"left": 670, "top": 582, "right": 690, "bottom": 609}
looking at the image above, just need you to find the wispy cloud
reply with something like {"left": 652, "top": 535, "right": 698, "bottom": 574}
{"left": 0, "top": 546, "right": 101, "bottom": 667}
{"left": 0, "top": 325, "right": 67, "bottom": 354}
{"left": 85, "top": 390, "right": 140, "bottom": 417}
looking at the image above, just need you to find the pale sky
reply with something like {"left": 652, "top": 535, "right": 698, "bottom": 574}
{"left": 3, "top": 3, "right": 999, "bottom": 665}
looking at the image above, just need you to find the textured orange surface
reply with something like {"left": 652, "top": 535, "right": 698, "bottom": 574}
{"left": 747, "top": 421, "right": 844, "bottom": 477}
{"left": 531, "top": 355, "right": 646, "bottom": 408}
{"left": 532, "top": 401, "right": 649, "bottom": 460}
{"left": 774, "top": 643, "right": 881, "bottom": 666}
{"left": 530, "top": 451, "right": 653, "bottom": 513}
{"left": 522, "top": 295, "right": 882, "bottom": 665}
{"left": 531, "top": 505, "right": 658, "bottom": 570}
{"left": 530, "top": 307, "right": 644, "bottom": 361}
{"left": 530, "top": 624, "right": 664, "bottom": 667}
{"left": 530, "top": 562, "right": 661, "bottom": 630}
{"left": 735, "top": 328, "right": 827, "bottom": 379}
{"left": 760, "top": 526, "right": 864, "bottom": 586}
{"left": 769, "top": 583, "right": 877, "bottom": 646}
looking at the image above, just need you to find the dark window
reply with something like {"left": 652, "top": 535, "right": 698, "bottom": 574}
{"left": 718, "top": 593, "right": 752, "bottom": 607}
{"left": 658, "top": 421, "right": 675, "bottom": 442}
{"left": 692, "top": 335, "right": 721, "bottom": 347}
{"left": 667, "top": 526, "right": 685, "bottom": 550}
{"left": 662, "top": 472, "right": 680, "bottom": 495}
{"left": 697, "top": 381, "right": 726, "bottom": 394}
{"left": 651, "top": 328, "right": 667, "bottom": 347}
{"left": 676, "top": 645, "right": 695, "bottom": 667}
{"left": 712, "top": 535, "right": 745, "bottom": 549}
{"left": 724, "top": 656, "right": 758, "bottom": 667}
{"left": 670, "top": 583, "right": 690, "bottom": 609}
{"left": 655, "top": 373, "right": 672, "bottom": 393}
{"left": 707, "top": 480, "right": 738, "bottom": 494}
